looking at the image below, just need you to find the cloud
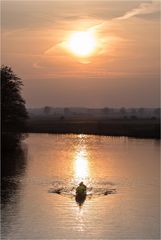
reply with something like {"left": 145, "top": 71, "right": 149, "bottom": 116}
{"left": 117, "top": 1, "right": 160, "bottom": 20}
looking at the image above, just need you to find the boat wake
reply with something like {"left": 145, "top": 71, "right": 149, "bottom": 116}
{"left": 48, "top": 179, "right": 117, "bottom": 197}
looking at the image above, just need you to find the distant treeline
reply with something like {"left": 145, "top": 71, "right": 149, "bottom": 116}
{"left": 28, "top": 106, "right": 160, "bottom": 120}
{"left": 1, "top": 65, "right": 160, "bottom": 143}
{"left": 27, "top": 117, "right": 160, "bottom": 139}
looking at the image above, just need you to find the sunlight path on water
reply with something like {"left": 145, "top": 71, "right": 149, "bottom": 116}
{"left": 73, "top": 135, "right": 90, "bottom": 181}
{"left": 1, "top": 134, "right": 160, "bottom": 239}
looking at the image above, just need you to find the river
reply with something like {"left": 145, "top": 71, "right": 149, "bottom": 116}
{"left": 1, "top": 134, "right": 160, "bottom": 239}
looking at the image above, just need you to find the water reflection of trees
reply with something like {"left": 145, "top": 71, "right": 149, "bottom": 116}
{"left": 1, "top": 144, "right": 27, "bottom": 239}
{"left": 1, "top": 143, "right": 28, "bottom": 205}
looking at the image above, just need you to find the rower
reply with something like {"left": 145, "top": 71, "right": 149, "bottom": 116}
{"left": 76, "top": 182, "right": 87, "bottom": 195}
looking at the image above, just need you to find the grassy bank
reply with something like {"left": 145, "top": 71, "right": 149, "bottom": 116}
{"left": 27, "top": 118, "right": 160, "bottom": 139}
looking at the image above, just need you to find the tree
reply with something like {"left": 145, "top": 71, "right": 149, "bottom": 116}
{"left": 103, "top": 107, "right": 110, "bottom": 114}
{"left": 43, "top": 106, "right": 51, "bottom": 115}
{"left": 1, "top": 66, "right": 28, "bottom": 149}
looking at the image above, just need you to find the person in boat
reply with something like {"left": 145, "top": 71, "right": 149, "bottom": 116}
{"left": 76, "top": 182, "right": 87, "bottom": 195}
{"left": 75, "top": 182, "right": 87, "bottom": 206}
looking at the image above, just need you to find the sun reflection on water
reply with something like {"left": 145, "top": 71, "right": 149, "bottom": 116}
{"left": 73, "top": 135, "right": 90, "bottom": 181}
{"left": 74, "top": 148, "right": 89, "bottom": 179}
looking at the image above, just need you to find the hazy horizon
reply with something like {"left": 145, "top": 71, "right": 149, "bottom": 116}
{"left": 2, "top": 0, "right": 160, "bottom": 108}
{"left": 27, "top": 105, "right": 160, "bottom": 109}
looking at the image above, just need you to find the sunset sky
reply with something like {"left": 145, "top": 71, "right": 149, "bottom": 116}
{"left": 2, "top": 0, "right": 160, "bottom": 108}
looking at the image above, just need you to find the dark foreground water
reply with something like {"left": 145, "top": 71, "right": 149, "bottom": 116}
{"left": 1, "top": 134, "right": 160, "bottom": 239}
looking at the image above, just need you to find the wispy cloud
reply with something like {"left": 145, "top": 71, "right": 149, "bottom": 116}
{"left": 117, "top": 1, "right": 160, "bottom": 20}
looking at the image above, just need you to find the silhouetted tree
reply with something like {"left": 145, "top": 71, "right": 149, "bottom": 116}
{"left": 1, "top": 66, "right": 28, "bottom": 150}
{"left": 103, "top": 107, "right": 110, "bottom": 114}
{"left": 43, "top": 106, "right": 51, "bottom": 115}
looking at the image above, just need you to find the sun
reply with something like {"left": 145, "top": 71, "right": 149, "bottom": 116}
{"left": 67, "top": 31, "right": 97, "bottom": 57}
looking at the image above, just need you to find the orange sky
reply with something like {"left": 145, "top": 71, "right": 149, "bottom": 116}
{"left": 1, "top": 0, "right": 160, "bottom": 108}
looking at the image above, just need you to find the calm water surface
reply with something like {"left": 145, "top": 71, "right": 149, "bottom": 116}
{"left": 1, "top": 134, "right": 160, "bottom": 239}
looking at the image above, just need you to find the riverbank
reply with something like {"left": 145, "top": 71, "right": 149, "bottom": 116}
{"left": 27, "top": 118, "right": 160, "bottom": 139}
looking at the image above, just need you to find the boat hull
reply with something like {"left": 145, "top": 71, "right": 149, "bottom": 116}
{"left": 75, "top": 192, "right": 86, "bottom": 206}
